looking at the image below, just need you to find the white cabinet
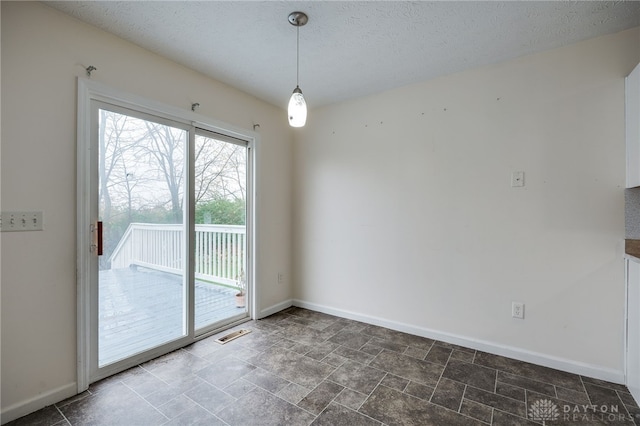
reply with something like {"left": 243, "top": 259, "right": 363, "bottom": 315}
{"left": 626, "top": 63, "right": 640, "bottom": 188}
{"left": 627, "top": 258, "right": 640, "bottom": 405}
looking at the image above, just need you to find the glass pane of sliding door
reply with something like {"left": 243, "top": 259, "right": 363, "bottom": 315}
{"left": 194, "top": 131, "right": 248, "bottom": 330}
{"left": 97, "top": 106, "right": 188, "bottom": 367}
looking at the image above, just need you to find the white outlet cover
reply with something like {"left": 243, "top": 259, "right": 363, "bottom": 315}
{"left": 512, "top": 302, "right": 525, "bottom": 319}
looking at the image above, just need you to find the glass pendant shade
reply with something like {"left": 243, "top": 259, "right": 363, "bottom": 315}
{"left": 288, "top": 86, "right": 307, "bottom": 127}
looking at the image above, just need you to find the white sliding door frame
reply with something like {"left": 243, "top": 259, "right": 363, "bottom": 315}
{"left": 76, "top": 78, "right": 258, "bottom": 391}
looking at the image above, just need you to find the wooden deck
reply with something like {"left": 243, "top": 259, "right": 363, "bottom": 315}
{"left": 99, "top": 267, "right": 245, "bottom": 366}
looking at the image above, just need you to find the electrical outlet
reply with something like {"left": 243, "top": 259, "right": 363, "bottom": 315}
{"left": 278, "top": 272, "right": 284, "bottom": 285}
{"left": 512, "top": 302, "right": 525, "bottom": 319}
{"left": 0, "top": 211, "right": 44, "bottom": 232}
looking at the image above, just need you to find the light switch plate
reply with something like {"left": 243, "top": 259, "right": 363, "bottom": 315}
{"left": 0, "top": 211, "right": 44, "bottom": 231}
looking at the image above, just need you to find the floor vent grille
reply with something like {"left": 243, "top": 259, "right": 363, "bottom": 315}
{"left": 215, "top": 328, "right": 251, "bottom": 345}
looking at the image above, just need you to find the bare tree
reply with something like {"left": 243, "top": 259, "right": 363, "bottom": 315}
{"left": 143, "top": 121, "right": 186, "bottom": 222}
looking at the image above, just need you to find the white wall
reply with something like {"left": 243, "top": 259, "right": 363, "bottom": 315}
{"left": 0, "top": 2, "right": 293, "bottom": 420}
{"left": 293, "top": 27, "right": 640, "bottom": 380}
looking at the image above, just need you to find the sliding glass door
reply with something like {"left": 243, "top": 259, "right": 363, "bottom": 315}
{"left": 193, "top": 130, "right": 249, "bottom": 330}
{"left": 83, "top": 95, "right": 252, "bottom": 383}
{"left": 96, "top": 106, "right": 189, "bottom": 367}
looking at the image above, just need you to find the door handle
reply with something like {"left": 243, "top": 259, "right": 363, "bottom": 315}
{"left": 97, "top": 221, "right": 103, "bottom": 256}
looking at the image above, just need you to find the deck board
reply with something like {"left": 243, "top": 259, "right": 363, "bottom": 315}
{"left": 99, "top": 267, "right": 245, "bottom": 366}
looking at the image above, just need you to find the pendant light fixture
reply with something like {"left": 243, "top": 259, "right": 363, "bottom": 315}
{"left": 288, "top": 11, "right": 308, "bottom": 127}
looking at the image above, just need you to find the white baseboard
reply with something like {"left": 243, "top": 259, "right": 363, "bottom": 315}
{"left": 258, "top": 299, "right": 293, "bottom": 319}
{"left": 292, "top": 299, "right": 626, "bottom": 385}
{"left": 1, "top": 382, "right": 77, "bottom": 425}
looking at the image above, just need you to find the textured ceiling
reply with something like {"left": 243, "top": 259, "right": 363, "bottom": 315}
{"left": 46, "top": 1, "right": 640, "bottom": 109}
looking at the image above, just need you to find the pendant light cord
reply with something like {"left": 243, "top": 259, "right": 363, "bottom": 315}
{"left": 296, "top": 25, "right": 300, "bottom": 87}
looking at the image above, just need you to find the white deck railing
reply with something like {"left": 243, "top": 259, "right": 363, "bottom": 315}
{"left": 109, "top": 223, "right": 246, "bottom": 287}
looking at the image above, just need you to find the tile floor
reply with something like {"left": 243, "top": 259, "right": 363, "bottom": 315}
{"left": 7, "top": 307, "right": 640, "bottom": 426}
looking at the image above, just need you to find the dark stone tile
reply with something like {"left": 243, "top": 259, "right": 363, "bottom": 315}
{"left": 271, "top": 337, "right": 298, "bottom": 350}
{"left": 275, "top": 322, "right": 330, "bottom": 346}
{"left": 282, "top": 315, "right": 316, "bottom": 328}
{"left": 59, "top": 382, "right": 166, "bottom": 425}
{"left": 442, "top": 359, "right": 496, "bottom": 392}
{"left": 276, "top": 382, "right": 311, "bottom": 405}
{"left": 380, "top": 373, "right": 409, "bottom": 392}
{"left": 320, "top": 321, "right": 349, "bottom": 336}
{"left": 627, "top": 404, "right": 640, "bottom": 424}
{"left": 144, "top": 375, "right": 204, "bottom": 406}
{"left": 333, "top": 345, "right": 374, "bottom": 364}
{"left": 492, "top": 409, "right": 538, "bottom": 425}
{"left": 285, "top": 307, "right": 337, "bottom": 323}
{"left": 556, "top": 386, "right": 591, "bottom": 405}
{"left": 328, "top": 360, "right": 386, "bottom": 394}
{"left": 341, "top": 321, "right": 368, "bottom": 333}
{"left": 248, "top": 346, "right": 335, "bottom": 389}
{"left": 432, "top": 341, "right": 475, "bottom": 354}
{"left": 217, "top": 387, "right": 316, "bottom": 425}
{"left": 618, "top": 390, "right": 639, "bottom": 408}
{"left": 403, "top": 346, "right": 428, "bottom": 360}
{"left": 311, "top": 402, "right": 382, "bottom": 426}
{"left": 582, "top": 376, "right": 632, "bottom": 393}
{"left": 184, "top": 381, "right": 236, "bottom": 413}
{"left": 329, "top": 330, "right": 372, "bottom": 350}
{"left": 360, "top": 325, "right": 434, "bottom": 350}
{"left": 464, "top": 386, "right": 527, "bottom": 418}
{"left": 430, "top": 378, "right": 465, "bottom": 410}
{"left": 460, "top": 399, "right": 493, "bottom": 424}
{"left": 474, "top": 352, "right": 583, "bottom": 391}
{"left": 584, "top": 383, "right": 627, "bottom": 409}
{"left": 196, "top": 355, "right": 255, "bottom": 388}
{"left": 425, "top": 345, "right": 452, "bottom": 365}
{"left": 143, "top": 349, "right": 211, "bottom": 383}
{"left": 202, "top": 345, "right": 235, "bottom": 363}
{"left": 306, "top": 341, "right": 341, "bottom": 360}
{"left": 298, "top": 380, "right": 344, "bottom": 415}
{"left": 335, "top": 388, "right": 368, "bottom": 410}
{"left": 223, "top": 379, "right": 256, "bottom": 398}
{"left": 497, "top": 370, "right": 555, "bottom": 397}
{"left": 243, "top": 367, "right": 290, "bottom": 393}
{"left": 259, "top": 311, "right": 292, "bottom": 325}
{"left": 156, "top": 394, "right": 197, "bottom": 419}
{"left": 291, "top": 342, "right": 314, "bottom": 354}
{"left": 360, "top": 342, "right": 384, "bottom": 357}
{"left": 404, "top": 381, "right": 434, "bottom": 401}
{"left": 369, "top": 350, "right": 444, "bottom": 387}
{"left": 495, "top": 381, "right": 526, "bottom": 402}
{"left": 404, "top": 382, "right": 435, "bottom": 401}
{"left": 5, "top": 405, "right": 64, "bottom": 426}
{"left": 368, "top": 337, "right": 408, "bottom": 353}
{"left": 163, "top": 404, "right": 227, "bottom": 426}
{"left": 322, "top": 352, "right": 348, "bottom": 367}
{"left": 450, "top": 349, "right": 475, "bottom": 363}
{"left": 359, "top": 385, "right": 484, "bottom": 426}
{"left": 122, "top": 368, "right": 168, "bottom": 397}
{"left": 87, "top": 369, "right": 129, "bottom": 395}
{"left": 232, "top": 345, "right": 262, "bottom": 361}
{"left": 182, "top": 338, "right": 221, "bottom": 357}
